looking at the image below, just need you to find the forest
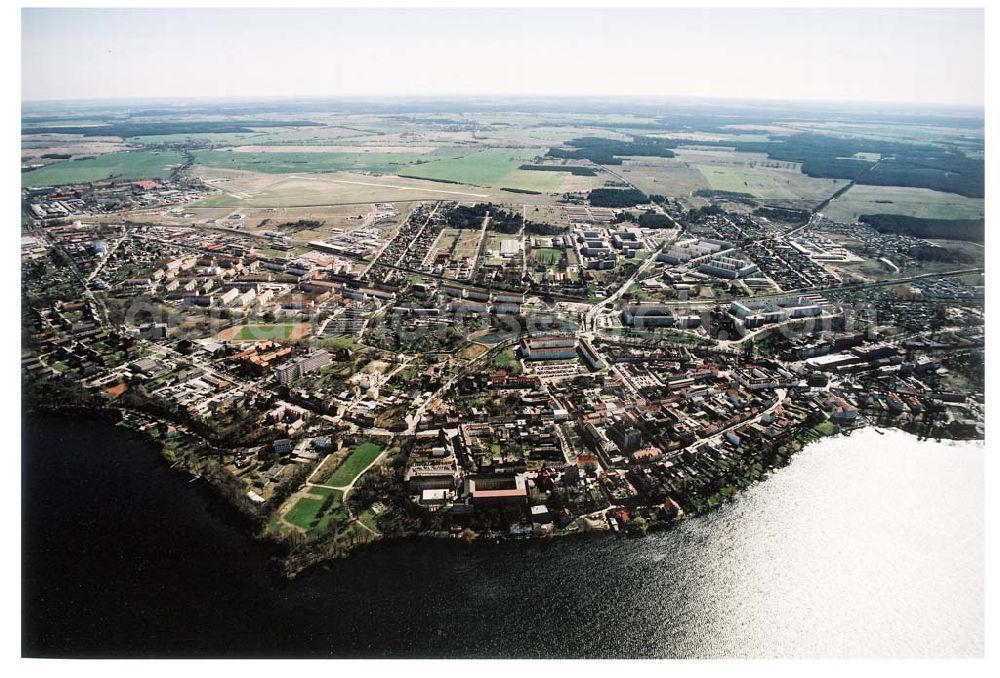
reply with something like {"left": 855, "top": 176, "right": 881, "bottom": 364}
{"left": 858, "top": 214, "right": 984, "bottom": 243}
{"left": 588, "top": 188, "right": 648, "bottom": 207}
{"left": 22, "top": 120, "right": 322, "bottom": 137}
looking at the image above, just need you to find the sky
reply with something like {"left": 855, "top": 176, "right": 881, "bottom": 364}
{"left": 21, "top": 8, "right": 985, "bottom": 107}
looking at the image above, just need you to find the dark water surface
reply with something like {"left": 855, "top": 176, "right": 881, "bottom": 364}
{"left": 22, "top": 413, "right": 983, "bottom": 658}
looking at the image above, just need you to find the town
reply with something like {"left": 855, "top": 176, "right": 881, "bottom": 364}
{"left": 21, "top": 102, "right": 985, "bottom": 574}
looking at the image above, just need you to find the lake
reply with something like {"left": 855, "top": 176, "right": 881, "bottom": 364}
{"left": 21, "top": 413, "right": 983, "bottom": 658}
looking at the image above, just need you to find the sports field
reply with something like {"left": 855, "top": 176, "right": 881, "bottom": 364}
{"left": 21, "top": 151, "right": 185, "bottom": 187}
{"left": 216, "top": 323, "right": 311, "bottom": 342}
{"left": 532, "top": 247, "right": 563, "bottom": 266}
{"left": 325, "top": 442, "right": 384, "bottom": 487}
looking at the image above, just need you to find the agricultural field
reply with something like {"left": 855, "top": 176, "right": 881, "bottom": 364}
{"left": 782, "top": 121, "right": 985, "bottom": 149}
{"left": 126, "top": 125, "right": 367, "bottom": 146}
{"left": 613, "top": 156, "right": 711, "bottom": 201}
{"left": 192, "top": 149, "right": 435, "bottom": 175}
{"left": 697, "top": 164, "right": 799, "bottom": 197}
{"left": 21, "top": 150, "right": 185, "bottom": 187}
{"left": 21, "top": 134, "right": 129, "bottom": 163}
{"left": 822, "top": 184, "right": 985, "bottom": 223}
{"left": 399, "top": 148, "right": 550, "bottom": 190}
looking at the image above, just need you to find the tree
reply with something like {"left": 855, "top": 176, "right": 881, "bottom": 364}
{"left": 626, "top": 516, "right": 648, "bottom": 536}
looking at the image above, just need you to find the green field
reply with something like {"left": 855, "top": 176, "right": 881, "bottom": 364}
{"left": 823, "top": 184, "right": 985, "bottom": 223}
{"left": 21, "top": 151, "right": 185, "bottom": 187}
{"left": 193, "top": 149, "right": 433, "bottom": 175}
{"left": 496, "top": 169, "right": 564, "bottom": 192}
{"left": 325, "top": 442, "right": 384, "bottom": 487}
{"left": 284, "top": 486, "right": 345, "bottom": 531}
{"left": 400, "top": 148, "right": 545, "bottom": 189}
{"left": 233, "top": 323, "right": 299, "bottom": 340}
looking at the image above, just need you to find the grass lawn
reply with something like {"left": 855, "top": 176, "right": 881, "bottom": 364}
{"left": 326, "top": 442, "right": 384, "bottom": 487}
{"left": 814, "top": 421, "right": 837, "bottom": 436}
{"left": 284, "top": 487, "right": 346, "bottom": 531}
{"left": 492, "top": 347, "right": 521, "bottom": 371}
{"left": 22, "top": 151, "right": 185, "bottom": 187}
{"left": 357, "top": 509, "right": 380, "bottom": 534}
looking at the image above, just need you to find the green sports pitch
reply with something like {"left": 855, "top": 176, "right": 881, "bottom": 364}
{"left": 233, "top": 323, "right": 298, "bottom": 341}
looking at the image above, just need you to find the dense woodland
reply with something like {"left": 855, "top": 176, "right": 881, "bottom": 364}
{"left": 23, "top": 120, "right": 322, "bottom": 137}
{"left": 518, "top": 164, "right": 597, "bottom": 176}
{"left": 548, "top": 129, "right": 984, "bottom": 199}
{"left": 858, "top": 214, "right": 985, "bottom": 243}
{"left": 729, "top": 134, "right": 984, "bottom": 198}
{"left": 547, "top": 136, "right": 677, "bottom": 165}
{"left": 588, "top": 188, "right": 648, "bottom": 207}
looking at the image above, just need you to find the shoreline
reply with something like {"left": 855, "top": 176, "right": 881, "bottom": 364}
{"left": 23, "top": 399, "right": 984, "bottom": 580}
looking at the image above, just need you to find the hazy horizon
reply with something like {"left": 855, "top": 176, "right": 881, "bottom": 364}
{"left": 22, "top": 8, "right": 984, "bottom": 107}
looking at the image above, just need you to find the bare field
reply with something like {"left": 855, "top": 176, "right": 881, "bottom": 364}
{"left": 557, "top": 173, "right": 603, "bottom": 193}
{"left": 192, "top": 167, "right": 496, "bottom": 207}
{"left": 616, "top": 156, "right": 711, "bottom": 198}
{"left": 675, "top": 148, "right": 846, "bottom": 204}
{"left": 216, "top": 323, "right": 311, "bottom": 343}
{"left": 430, "top": 228, "right": 482, "bottom": 260}
{"left": 21, "top": 134, "right": 130, "bottom": 162}
{"left": 525, "top": 205, "right": 573, "bottom": 230}
{"left": 94, "top": 202, "right": 411, "bottom": 247}
{"left": 192, "top": 167, "right": 574, "bottom": 209}
{"left": 457, "top": 343, "right": 490, "bottom": 360}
